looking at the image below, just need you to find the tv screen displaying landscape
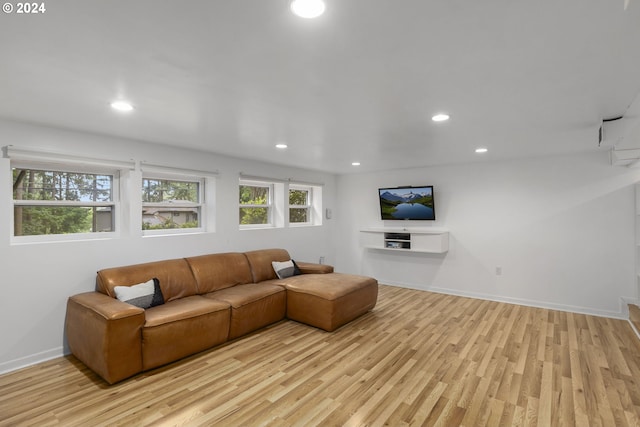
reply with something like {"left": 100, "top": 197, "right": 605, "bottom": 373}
{"left": 378, "top": 186, "right": 435, "bottom": 220}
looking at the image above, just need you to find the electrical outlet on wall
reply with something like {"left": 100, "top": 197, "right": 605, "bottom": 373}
{"left": 496, "top": 266, "right": 502, "bottom": 276}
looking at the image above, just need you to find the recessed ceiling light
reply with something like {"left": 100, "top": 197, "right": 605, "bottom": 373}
{"left": 432, "top": 113, "right": 450, "bottom": 122}
{"left": 110, "top": 100, "right": 134, "bottom": 112}
{"left": 290, "top": 0, "right": 326, "bottom": 18}
{"left": 352, "top": 162, "right": 361, "bottom": 166}
{"left": 475, "top": 147, "right": 488, "bottom": 153}
{"left": 275, "top": 143, "right": 288, "bottom": 149}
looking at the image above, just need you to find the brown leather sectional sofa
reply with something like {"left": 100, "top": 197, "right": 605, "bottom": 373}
{"left": 65, "top": 248, "right": 378, "bottom": 384}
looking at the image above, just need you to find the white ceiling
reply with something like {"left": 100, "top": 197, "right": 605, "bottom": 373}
{"left": 1, "top": 0, "right": 639, "bottom": 174}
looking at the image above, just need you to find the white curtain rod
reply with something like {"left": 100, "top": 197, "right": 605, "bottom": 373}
{"left": 239, "top": 172, "right": 324, "bottom": 186}
{"left": 140, "top": 161, "right": 219, "bottom": 177}
{"left": 3, "top": 145, "right": 137, "bottom": 170}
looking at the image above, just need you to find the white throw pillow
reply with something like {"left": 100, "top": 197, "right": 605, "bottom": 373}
{"left": 114, "top": 278, "right": 163, "bottom": 309}
{"left": 272, "top": 260, "right": 298, "bottom": 279}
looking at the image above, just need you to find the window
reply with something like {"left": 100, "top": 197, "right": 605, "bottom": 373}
{"left": 289, "top": 186, "right": 311, "bottom": 224}
{"left": 142, "top": 177, "right": 202, "bottom": 232}
{"left": 12, "top": 167, "right": 116, "bottom": 237}
{"left": 238, "top": 178, "right": 322, "bottom": 229}
{"left": 239, "top": 182, "right": 272, "bottom": 226}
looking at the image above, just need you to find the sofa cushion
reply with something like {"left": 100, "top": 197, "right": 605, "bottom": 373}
{"left": 203, "top": 283, "right": 284, "bottom": 307}
{"left": 144, "top": 295, "right": 229, "bottom": 327}
{"left": 185, "top": 252, "right": 253, "bottom": 294}
{"left": 282, "top": 273, "right": 376, "bottom": 300}
{"left": 142, "top": 296, "right": 231, "bottom": 370}
{"left": 114, "top": 278, "right": 164, "bottom": 309}
{"left": 203, "top": 283, "right": 286, "bottom": 339}
{"left": 294, "top": 261, "right": 334, "bottom": 274}
{"left": 244, "top": 248, "right": 291, "bottom": 283}
{"left": 272, "top": 259, "right": 301, "bottom": 279}
{"left": 97, "top": 258, "right": 198, "bottom": 303}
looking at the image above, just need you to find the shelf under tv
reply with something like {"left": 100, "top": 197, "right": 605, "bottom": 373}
{"left": 360, "top": 228, "right": 449, "bottom": 254}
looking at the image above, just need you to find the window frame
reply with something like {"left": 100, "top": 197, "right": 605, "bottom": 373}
{"left": 239, "top": 180, "right": 274, "bottom": 229}
{"left": 10, "top": 161, "right": 120, "bottom": 243}
{"left": 141, "top": 172, "right": 205, "bottom": 236}
{"left": 288, "top": 184, "right": 312, "bottom": 226}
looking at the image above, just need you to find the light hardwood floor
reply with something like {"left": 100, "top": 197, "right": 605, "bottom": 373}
{"left": 1, "top": 285, "right": 640, "bottom": 426}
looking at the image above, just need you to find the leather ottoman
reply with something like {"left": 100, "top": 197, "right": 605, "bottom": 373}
{"left": 281, "top": 273, "right": 378, "bottom": 331}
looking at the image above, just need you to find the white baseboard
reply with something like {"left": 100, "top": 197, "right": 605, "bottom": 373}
{"left": 622, "top": 297, "right": 640, "bottom": 340}
{"left": 621, "top": 296, "right": 640, "bottom": 306}
{"left": 629, "top": 320, "right": 640, "bottom": 340}
{"left": 620, "top": 296, "right": 640, "bottom": 317}
{"left": 0, "top": 347, "right": 65, "bottom": 376}
{"left": 378, "top": 279, "right": 627, "bottom": 320}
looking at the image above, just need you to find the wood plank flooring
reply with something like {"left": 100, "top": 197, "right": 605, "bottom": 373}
{"left": 1, "top": 285, "right": 640, "bottom": 426}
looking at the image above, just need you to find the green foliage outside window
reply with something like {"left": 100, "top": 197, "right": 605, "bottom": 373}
{"left": 289, "top": 208, "right": 308, "bottom": 223}
{"left": 142, "top": 219, "right": 198, "bottom": 230}
{"left": 14, "top": 206, "right": 94, "bottom": 235}
{"left": 289, "top": 189, "right": 309, "bottom": 223}
{"left": 239, "top": 185, "right": 270, "bottom": 225}
{"left": 142, "top": 179, "right": 198, "bottom": 203}
{"left": 13, "top": 168, "right": 113, "bottom": 236}
{"left": 13, "top": 169, "right": 112, "bottom": 202}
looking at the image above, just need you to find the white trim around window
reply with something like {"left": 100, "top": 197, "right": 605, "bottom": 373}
{"left": 10, "top": 164, "right": 121, "bottom": 244}
{"left": 141, "top": 170, "right": 208, "bottom": 236}
{"left": 239, "top": 180, "right": 275, "bottom": 229}
{"left": 294, "top": 183, "right": 323, "bottom": 227}
{"left": 288, "top": 184, "right": 312, "bottom": 226}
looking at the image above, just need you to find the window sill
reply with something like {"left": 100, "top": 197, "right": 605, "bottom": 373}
{"left": 142, "top": 228, "right": 209, "bottom": 238}
{"left": 288, "top": 222, "right": 321, "bottom": 228}
{"left": 239, "top": 224, "right": 278, "bottom": 231}
{"left": 11, "top": 232, "right": 119, "bottom": 245}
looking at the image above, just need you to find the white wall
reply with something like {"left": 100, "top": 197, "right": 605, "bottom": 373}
{"left": 3, "top": 118, "right": 638, "bottom": 375}
{"left": 0, "top": 119, "right": 337, "bottom": 373}
{"left": 334, "top": 151, "right": 640, "bottom": 318}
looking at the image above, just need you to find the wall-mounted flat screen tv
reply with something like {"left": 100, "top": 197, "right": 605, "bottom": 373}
{"left": 378, "top": 186, "right": 435, "bottom": 220}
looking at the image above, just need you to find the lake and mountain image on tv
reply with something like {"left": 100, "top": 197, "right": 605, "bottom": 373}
{"left": 378, "top": 186, "right": 435, "bottom": 220}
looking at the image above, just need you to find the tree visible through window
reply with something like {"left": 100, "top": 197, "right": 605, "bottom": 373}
{"left": 12, "top": 168, "right": 114, "bottom": 236}
{"left": 289, "top": 187, "right": 310, "bottom": 223}
{"left": 239, "top": 184, "right": 271, "bottom": 225}
{"left": 142, "top": 178, "right": 200, "bottom": 230}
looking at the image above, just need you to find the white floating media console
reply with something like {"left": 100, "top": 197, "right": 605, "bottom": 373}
{"left": 360, "top": 228, "right": 449, "bottom": 254}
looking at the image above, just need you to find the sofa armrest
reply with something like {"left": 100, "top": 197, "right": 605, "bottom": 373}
{"left": 296, "top": 261, "right": 334, "bottom": 274}
{"left": 65, "top": 292, "right": 145, "bottom": 384}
